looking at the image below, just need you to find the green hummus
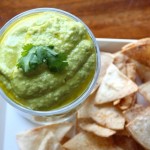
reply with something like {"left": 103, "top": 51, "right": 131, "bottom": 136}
{"left": 0, "top": 12, "right": 96, "bottom": 110}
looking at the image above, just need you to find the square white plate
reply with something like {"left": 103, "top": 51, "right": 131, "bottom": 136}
{"left": 0, "top": 38, "right": 136, "bottom": 150}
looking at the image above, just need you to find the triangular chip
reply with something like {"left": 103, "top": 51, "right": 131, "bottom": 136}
{"left": 113, "top": 52, "right": 137, "bottom": 110}
{"left": 127, "top": 107, "right": 150, "bottom": 150}
{"left": 122, "top": 38, "right": 150, "bottom": 67}
{"left": 95, "top": 64, "right": 138, "bottom": 104}
{"left": 89, "top": 104, "right": 125, "bottom": 130}
{"left": 16, "top": 123, "right": 72, "bottom": 150}
{"left": 63, "top": 132, "right": 122, "bottom": 150}
{"left": 78, "top": 119, "right": 116, "bottom": 137}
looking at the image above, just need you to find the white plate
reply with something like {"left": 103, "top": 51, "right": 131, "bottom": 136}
{"left": 0, "top": 38, "right": 136, "bottom": 150}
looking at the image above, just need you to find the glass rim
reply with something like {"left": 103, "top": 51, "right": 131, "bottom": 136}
{"left": 0, "top": 8, "right": 101, "bottom": 116}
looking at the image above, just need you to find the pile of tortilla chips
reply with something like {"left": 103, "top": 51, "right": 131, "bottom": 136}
{"left": 17, "top": 38, "right": 150, "bottom": 150}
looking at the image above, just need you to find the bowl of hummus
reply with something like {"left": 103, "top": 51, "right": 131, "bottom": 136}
{"left": 0, "top": 8, "right": 100, "bottom": 123}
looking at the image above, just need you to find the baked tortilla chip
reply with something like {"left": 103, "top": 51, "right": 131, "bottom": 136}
{"left": 122, "top": 38, "right": 150, "bottom": 67}
{"left": 127, "top": 107, "right": 150, "bottom": 150}
{"left": 89, "top": 104, "right": 125, "bottom": 130}
{"left": 78, "top": 119, "right": 116, "bottom": 137}
{"left": 63, "top": 132, "right": 122, "bottom": 150}
{"left": 113, "top": 53, "right": 137, "bottom": 110}
{"left": 16, "top": 123, "right": 72, "bottom": 150}
{"left": 95, "top": 64, "right": 138, "bottom": 104}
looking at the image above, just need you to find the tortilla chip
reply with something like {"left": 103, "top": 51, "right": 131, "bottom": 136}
{"left": 139, "top": 81, "right": 150, "bottom": 103}
{"left": 16, "top": 123, "right": 72, "bottom": 150}
{"left": 95, "top": 64, "right": 138, "bottom": 104}
{"left": 78, "top": 119, "right": 116, "bottom": 137}
{"left": 63, "top": 132, "right": 122, "bottom": 150}
{"left": 122, "top": 38, "right": 150, "bottom": 67}
{"left": 127, "top": 107, "right": 150, "bottom": 150}
{"left": 89, "top": 104, "right": 125, "bottom": 130}
{"left": 123, "top": 104, "right": 145, "bottom": 123}
{"left": 92, "top": 52, "right": 114, "bottom": 92}
{"left": 113, "top": 53, "right": 137, "bottom": 110}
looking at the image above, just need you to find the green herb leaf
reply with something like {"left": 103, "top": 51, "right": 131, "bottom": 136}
{"left": 22, "top": 44, "right": 33, "bottom": 56}
{"left": 17, "top": 45, "right": 68, "bottom": 73}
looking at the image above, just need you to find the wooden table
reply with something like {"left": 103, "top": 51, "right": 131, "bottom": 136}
{"left": 0, "top": 0, "right": 150, "bottom": 39}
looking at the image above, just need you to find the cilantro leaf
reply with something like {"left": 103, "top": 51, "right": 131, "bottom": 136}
{"left": 17, "top": 45, "right": 68, "bottom": 73}
{"left": 47, "top": 53, "right": 68, "bottom": 72}
{"left": 22, "top": 44, "right": 33, "bottom": 56}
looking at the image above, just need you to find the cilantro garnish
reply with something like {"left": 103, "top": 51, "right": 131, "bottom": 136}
{"left": 17, "top": 44, "right": 68, "bottom": 73}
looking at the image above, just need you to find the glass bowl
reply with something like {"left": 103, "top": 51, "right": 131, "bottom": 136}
{"left": 0, "top": 8, "right": 100, "bottom": 124}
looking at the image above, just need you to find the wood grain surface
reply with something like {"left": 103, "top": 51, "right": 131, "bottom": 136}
{"left": 0, "top": 0, "right": 150, "bottom": 39}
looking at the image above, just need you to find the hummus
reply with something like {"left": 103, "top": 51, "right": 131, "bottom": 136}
{"left": 0, "top": 12, "right": 96, "bottom": 110}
